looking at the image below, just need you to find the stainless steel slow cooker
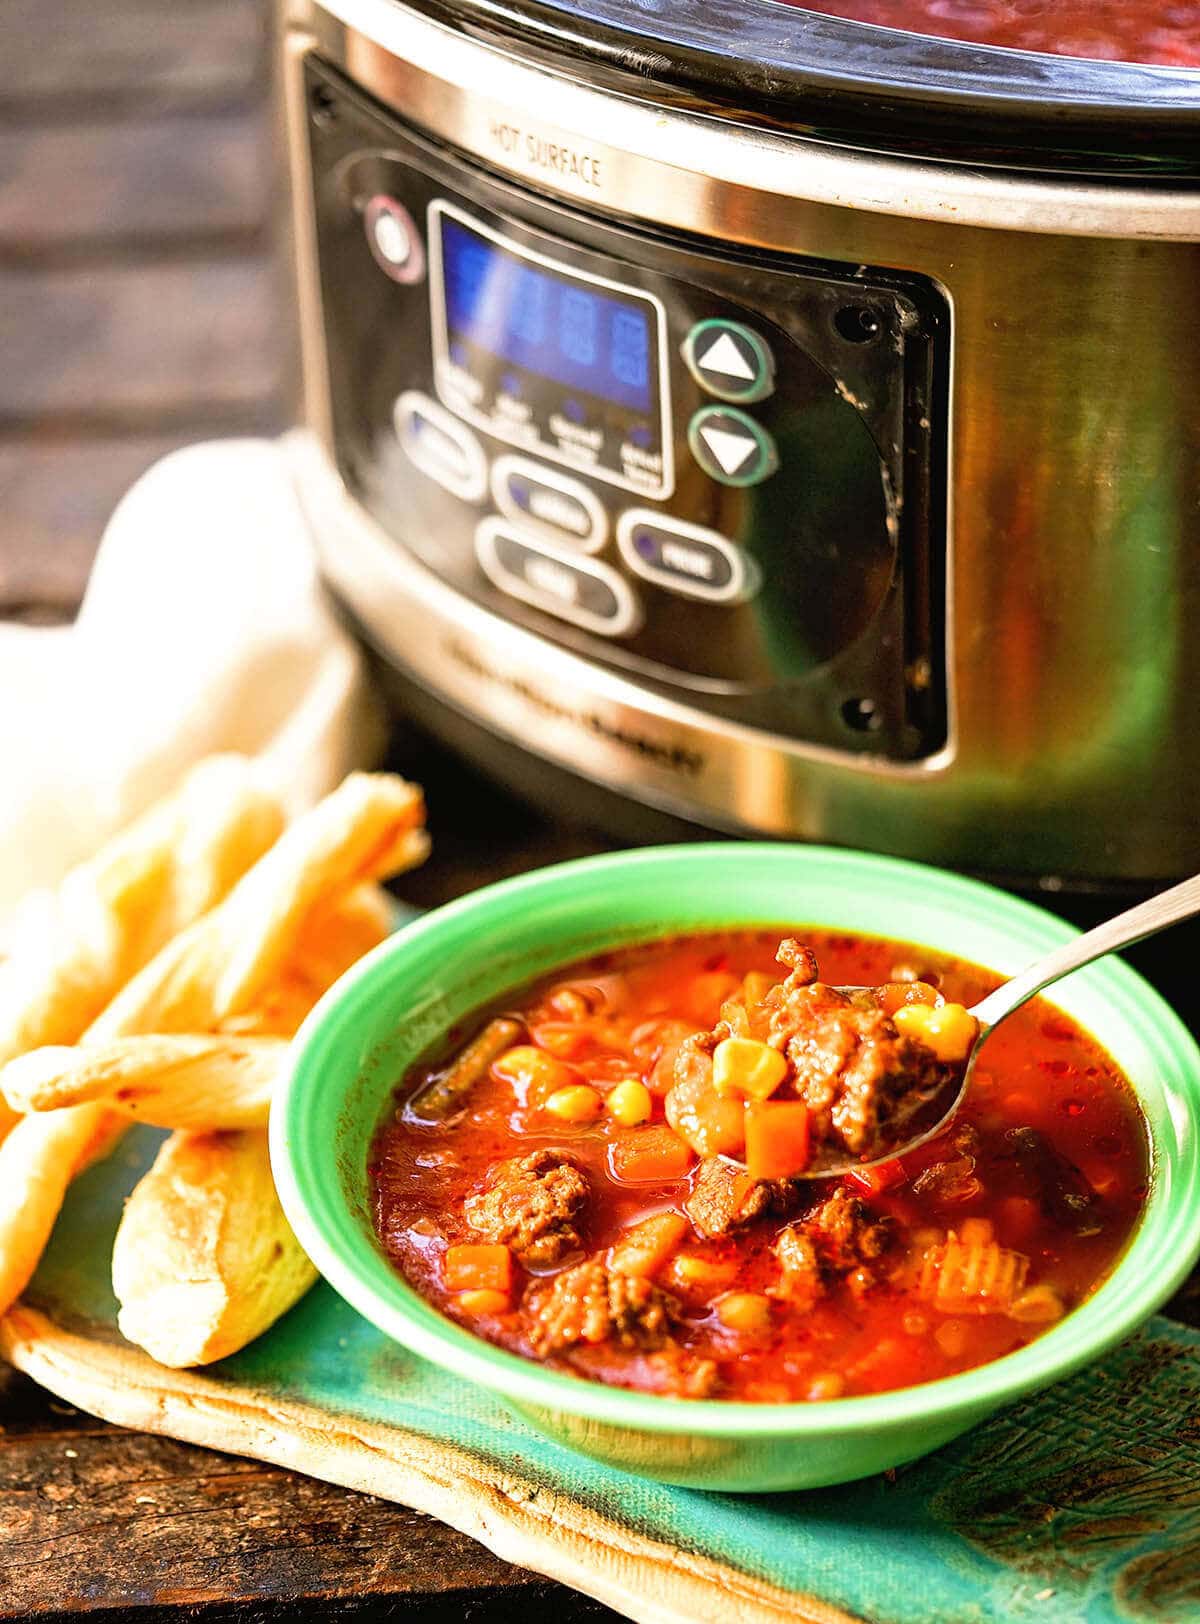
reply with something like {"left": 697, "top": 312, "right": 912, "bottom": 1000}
{"left": 280, "top": 0, "right": 1200, "bottom": 888}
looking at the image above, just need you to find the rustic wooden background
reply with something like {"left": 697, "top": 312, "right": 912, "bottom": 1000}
{"left": 0, "top": 2, "right": 621, "bottom": 1615}
{"left": 0, "top": 0, "right": 288, "bottom": 625}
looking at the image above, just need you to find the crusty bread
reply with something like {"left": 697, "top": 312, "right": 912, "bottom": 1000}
{"left": 112, "top": 1129, "right": 318, "bottom": 1367}
{"left": 0, "top": 756, "right": 284, "bottom": 1126}
{"left": 1, "top": 1034, "right": 286, "bottom": 1129}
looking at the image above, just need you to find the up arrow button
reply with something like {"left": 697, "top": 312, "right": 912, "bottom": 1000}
{"left": 698, "top": 332, "right": 756, "bottom": 382}
{"left": 688, "top": 406, "right": 779, "bottom": 488}
{"left": 683, "top": 318, "right": 775, "bottom": 403}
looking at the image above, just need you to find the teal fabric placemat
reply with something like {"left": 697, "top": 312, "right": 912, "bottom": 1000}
{"left": 15, "top": 1121, "right": 1200, "bottom": 1624}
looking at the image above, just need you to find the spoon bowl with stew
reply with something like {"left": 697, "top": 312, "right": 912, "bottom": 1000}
{"left": 793, "top": 869, "right": 1200, "bottom": 1178}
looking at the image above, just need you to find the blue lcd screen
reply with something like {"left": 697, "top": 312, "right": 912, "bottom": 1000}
{"left": 440, "top": 216, "right": 653, "bottom": 415}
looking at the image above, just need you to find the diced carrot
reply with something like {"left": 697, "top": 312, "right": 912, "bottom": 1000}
{"left": 745, "top": 1101, "right": 810, "bottom": 1180}
{"left": 444, "top": 1243, "right": 513, "bottom": 1293}
{"left": 848, "top": 1158, "right": 907, "bottom": 1196}
{"left": 608, "top": 1125, "right": 694, "bottom": 1184}
{"left": 608, "top": 1211, "right": 689, "bottom": 1277}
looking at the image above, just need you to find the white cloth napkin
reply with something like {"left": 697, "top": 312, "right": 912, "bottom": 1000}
{"left": 0, "top": 438, "right": 383, "bottom": 940}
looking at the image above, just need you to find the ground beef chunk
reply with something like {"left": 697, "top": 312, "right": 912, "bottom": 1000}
{"left": 673, "top": 938, "right": 954, "bottom": 1164}
{"left": 525, "top": 1259, "right": 679, "bottom": 1356}
{"left": 775, "top": 1187, "right": 896, "bottom": 1302}
{"left": 760, "top": 940, "right": 951, "bottom": 1159}
{"left": 684, "top": 1155, "right": 802, "bottom": 1239}
{"left": 774, "top": 1226, "right": 826, "bottom": 1312}
{"left": 804, "top": 1186, "right": 896, "bottom": 1272}
{"left": 464, "top": 1149, "right": 589, "bottom": 1267}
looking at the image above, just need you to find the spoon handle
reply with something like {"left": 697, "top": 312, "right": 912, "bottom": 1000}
{"left": 970, "top": 872, "right": 1200, "bottom": 1030}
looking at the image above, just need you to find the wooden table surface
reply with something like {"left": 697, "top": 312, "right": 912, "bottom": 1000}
{"left": 3, "top": 5, "right": 1199, "bottom": 1619}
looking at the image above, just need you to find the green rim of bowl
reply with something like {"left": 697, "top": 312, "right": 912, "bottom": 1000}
{"left": 271, "top": 843, "right": 1200, "bottom": 1437}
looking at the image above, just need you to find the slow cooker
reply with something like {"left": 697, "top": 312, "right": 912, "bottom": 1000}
{"left": 280, "top": 0, "right": 1200, "bottom": 889}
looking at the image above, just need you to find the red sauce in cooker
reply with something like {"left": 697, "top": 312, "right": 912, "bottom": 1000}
{"left": 370, "top": 929, "right": 1148, "bottom": 1403}
{"left": 784, "top": 0, "right": 1200, "bottom": 67}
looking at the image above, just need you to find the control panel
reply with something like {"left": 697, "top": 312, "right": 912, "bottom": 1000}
{"left": 305, "top": 57, "right": 950, "bottom": 759}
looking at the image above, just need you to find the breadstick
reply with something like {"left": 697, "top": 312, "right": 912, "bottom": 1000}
{"left": 88, "top": 773, "right": 426, "bottom": 1039}
{"left": 218, "top": 883, "right": 395, "bottom": 1039}
{"left": 1, "top": 1035, "right": 286, "bottom": 1130}
{"left": 111, "top": 1130, "right": 318, "bottom": 1367}
{"left": 0, "top": 1101, "right": 124, "bottom": 1312}
{"left": 0, "top": 773, "right": 424, "bottom": 1317}
{"left": 0, "top": 757, "right": 283, "bottom": 1303}
{"left": 0, "top": 756, "right": 283, "bottom": 1077}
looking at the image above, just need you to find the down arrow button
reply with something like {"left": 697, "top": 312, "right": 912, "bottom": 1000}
{"left": 688, "top": 405, "right": 779, "bottom": 488}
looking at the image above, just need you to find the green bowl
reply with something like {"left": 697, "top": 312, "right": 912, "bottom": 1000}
{"left": 270, "top": 844, "right": 1200, "bottom": 1493}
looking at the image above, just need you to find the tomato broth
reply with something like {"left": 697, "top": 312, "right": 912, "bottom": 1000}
{"left": 369, "top": 929, "right": 1148, "bottom": 1403}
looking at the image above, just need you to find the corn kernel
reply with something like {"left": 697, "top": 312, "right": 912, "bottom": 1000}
{"left": 893, "top": 1001, "right": 978, "bottom": 1062}
{"left": 711, "top": 1037, "right": 788, "bottom": 1100}
{"left": 807, "top": 1372, "right": 844, "bottom": 1402}
{"left": 544, "top": 1083, "right": 604, "bottom": 1122}
{"left": 607, "top": 1079, "right": 653, "bottom": 1127}
{"left": 457, "top": 1289, "right": 510, "bottom": 1316}
{"left": 715, "top": 1291, "right": 774, "bottom": 1333}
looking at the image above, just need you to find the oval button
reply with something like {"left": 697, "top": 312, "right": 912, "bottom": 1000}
{"left": 476, "top": 519, "right": 641, "bottom": 638}
{"left": 394, "top": 391, "right": 487, "bottom": 502}
{"left": 617, "top": 511, "right": 759, "bottom": 604}
{"left": 491, "top": 456, "right": 607, "bottom": 553}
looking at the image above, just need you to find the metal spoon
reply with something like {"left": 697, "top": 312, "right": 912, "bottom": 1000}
{"left": 795, "top": 871, "right": 1200, "bottom": 1178}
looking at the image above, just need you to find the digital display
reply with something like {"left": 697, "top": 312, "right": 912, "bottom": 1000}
{"left": 439, "top": 216, "right": 653, "bottom": 414}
